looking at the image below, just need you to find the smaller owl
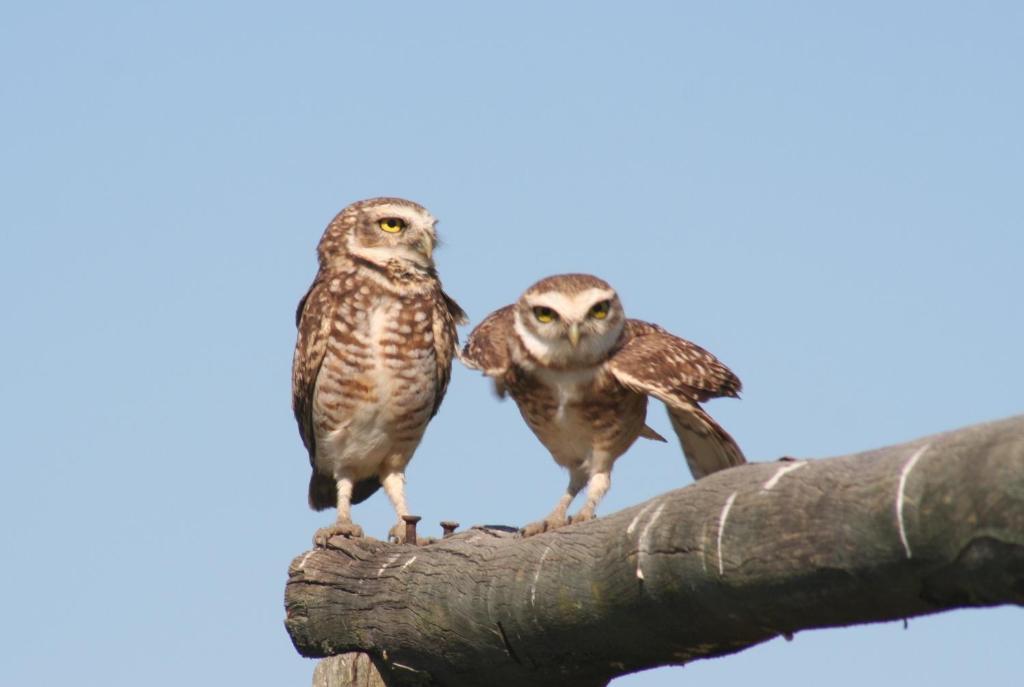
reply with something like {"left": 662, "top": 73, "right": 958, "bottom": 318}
{"left": 292, "top": 197, "right": 466, "bottom": 545}
{"left": 462, "top": 274, "right": 744, "bottom": 536}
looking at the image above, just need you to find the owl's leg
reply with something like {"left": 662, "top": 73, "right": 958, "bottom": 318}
{"left": 381, "top": 471, "right": 413, "bottom": 544}
{"left": 571, "top": 470, "right": 611, "bottom": 524}
{"left": 313, "top": 477, "right": 364, "bottom": 547}
{"left": 521, "top": 469, "right": 587, "bottom": 537}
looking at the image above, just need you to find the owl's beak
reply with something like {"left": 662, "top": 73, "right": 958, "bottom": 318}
{"left": 568, "top": 323, "right": 581, "bottom": 347}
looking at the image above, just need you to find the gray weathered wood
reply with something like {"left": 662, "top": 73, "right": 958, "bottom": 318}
{"left": 313, "top": 654, "right": 387, "bottom": 687}
{"left": 286, "top": 415, "right": 1024, "bottom": 687}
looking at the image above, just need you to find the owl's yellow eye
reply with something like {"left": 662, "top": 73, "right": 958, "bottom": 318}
{"left": 589, "top": 300, "right": 611, "bottom": 320}
{"left": 378, "top": 217, "right": 406, "bottom": 233}
{"left": 533, "top": 306, "right": 557, "bottom": 323}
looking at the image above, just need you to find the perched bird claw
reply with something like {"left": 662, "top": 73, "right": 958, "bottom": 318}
{"left": 520, "top": 514, "right": 570, "bottom": 538}
{"left": 387, "top": 522, "right": 408, "bottom": 544}
{"left": 313, "top": 521, "right": 364, "bottom": 548}
{"left": 570, "top": 510, "right": 596, "bottom": 525}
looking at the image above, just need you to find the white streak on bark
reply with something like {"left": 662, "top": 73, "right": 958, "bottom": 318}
{"left": 400, "top": 555, "right": 417, "bottom": 571}
{"left": 896, "top": 444, "right": 931, "bottom": 559}
{"left": 530, "top": 545, "right": 552, "bottom": 607}
{"left": 626, "top": 502, "right": 656, "bottom": 536}
{"left": 636, "top": 502, "right": 666, "bottom": 580}
{"left": 717, "top": 492, "right": 739, "bottom": 576}
{"left": 377, "top": 553, "right": 401, "bottom": 577}
{"left": 297, "top": 551, "right": 315, "bottom": 570}
{"left": 762, "top": 462, "right": 807, "bottom": 490}
{"left": 392, "top": 662, "right": 426, "bottom": 674}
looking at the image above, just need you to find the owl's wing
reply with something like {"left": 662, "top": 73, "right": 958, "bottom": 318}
{"left": 291, "top": 275, "right": 335, "bottom": 465}
{"left": 607, "top": 319, "right": 745, "bottom": 479}
{"left": 294, "top": 275, "right": 379, "bottom": 509}
{"left": 461, "top": 304, "right": 515, "bottom": 377}
{"left": 430, "top": 287, "right": 469, "bottom": 418}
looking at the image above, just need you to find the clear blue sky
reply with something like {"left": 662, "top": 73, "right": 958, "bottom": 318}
{"left": 1, "top": 2, "right": 1021, "bottom": 685}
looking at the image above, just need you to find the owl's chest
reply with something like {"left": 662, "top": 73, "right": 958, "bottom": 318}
{"left": 512, "top": 364, "right": 647, "bottom": 462}
{"left": 510, "top": 365, "right": 631, "bottom": 452}
{"left": 361, "top": 297, "right": 436, "bottom": 390}
{"left": 311, "top": 283, "right": 440, "bottom": 471}
{"left": 321, "top": 293, "right": 437, "bottom": 407}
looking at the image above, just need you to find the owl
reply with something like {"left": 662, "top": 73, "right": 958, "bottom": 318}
{"left": 462, "top": 273, "right": 744, "bottom": 536}
{"left": 292, "top": 197, "right": 466, "bottom": 545}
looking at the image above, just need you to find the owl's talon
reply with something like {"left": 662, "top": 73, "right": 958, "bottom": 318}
{"left": 521, "top": 515, "right": 570, "bottom": 537}
{"left": 570, "top": 510, "right": 596, "bottom": 525}
{"left": 388, "top": 521, "right": 419, "bottom": 545}
{"left": 313, "top": 521, "right": 364, "bottom": 548}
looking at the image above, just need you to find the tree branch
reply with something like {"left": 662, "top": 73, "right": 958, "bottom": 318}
{"left": 284, "top": 415, "right": 1024, "bottom": 687}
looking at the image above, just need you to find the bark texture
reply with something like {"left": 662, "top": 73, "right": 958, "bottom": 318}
{"left": 285, "top": 415, "right": 1024, "bottom": 687}
{"left": 313, "top": 654, "right": 387, "bottom": 687}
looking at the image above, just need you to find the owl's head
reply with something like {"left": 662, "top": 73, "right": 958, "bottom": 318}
{"left": 513, "top": 273, "right": 626, "bottom": 368}
{"left": 319, "top": 197, "right": 439, "bottom": 271}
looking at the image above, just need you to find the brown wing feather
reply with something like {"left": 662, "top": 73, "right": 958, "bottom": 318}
{"left": 430, "top": 287, "right": 467, "bottom": 417}
{"left": 291, "top": 274, "right": 336, "bottom": 463}
{"left": 294, "top": 274, "right": 360, "bottom": 510}
{"left": 611, "top": 320, "right": 741, "bottom": 400}
{"left": 461, "top": 305, "right": 515, "bottom": 376}
{"left": 608, "top": 319, "right": 745, "bottom": 477}
{"left": 442, "top": 289, "right": 469, "bottom": 326}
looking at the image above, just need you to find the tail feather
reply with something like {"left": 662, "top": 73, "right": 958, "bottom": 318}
{"left": 351, "top": 477, "right": 382, "bottom": 505}
{"left": 667, "top": 404, "right": 746, "bottom": 479}
{"left": 308, "top": 472, "right": 336, "bottom": 511}
{"left": 639, "top": 424, "right": 668, "bottom": 442}
{"left": 308, "top": 472, "right": 382, "bottom": 510}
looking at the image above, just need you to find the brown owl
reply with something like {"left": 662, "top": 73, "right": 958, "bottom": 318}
{"left": 462, "top": 274, "right": 744, "bottom": 536}
{"left": 292, "top": 197, "right": 466, "bottom": 545}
